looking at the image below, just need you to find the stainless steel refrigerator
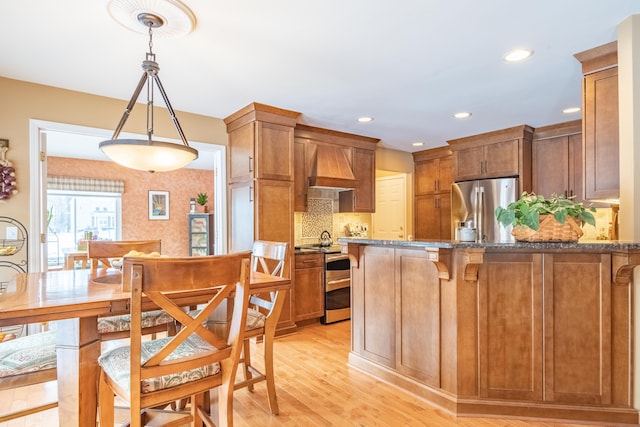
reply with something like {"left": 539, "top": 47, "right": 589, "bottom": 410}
{"left": 451, "top": 178, "right": 519, "bottom": 243}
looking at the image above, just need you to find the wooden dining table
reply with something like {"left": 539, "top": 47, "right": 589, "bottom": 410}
{"left": 0, "top": 267, "right": 290, "bottom": 427}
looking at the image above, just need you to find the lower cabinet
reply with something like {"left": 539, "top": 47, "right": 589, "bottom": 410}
{"left": 351, "top": 245, "right": 396, "bottom": 368}
{"left": 351, "top": 245, "right": 443, "bottom": 383}
{"left": 294, "top": 253, "right": 324, "bottom": 322}
{"left": 478, "top": 251, "right": 615, "bottom": 405}
{"left": 348, "top": 243, "right": 632, "bottom": 423}
{"left": 478, "top": 252, "right": 543, "bottom": 400}
{"left": 395, "top": 248, "right": 441, "bottom": 387}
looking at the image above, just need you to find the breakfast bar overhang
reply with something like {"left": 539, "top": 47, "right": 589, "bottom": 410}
{"left": 341, "top": 238, "right": 640, "bottom": 425}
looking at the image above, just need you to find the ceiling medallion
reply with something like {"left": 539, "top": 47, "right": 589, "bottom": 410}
{"left": 106, "top": 0, "right": 196, "bottom": 37}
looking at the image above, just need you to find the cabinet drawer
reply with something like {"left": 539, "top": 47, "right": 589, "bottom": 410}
{"left": 295, "top": 253, "right": 324, "bottom": 269}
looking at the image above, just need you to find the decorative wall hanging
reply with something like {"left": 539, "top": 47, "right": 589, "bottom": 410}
{"left": 0, "top": 140, "right": 18, "bottom": 201}
{"left": 149, "top": 190, "right": 170, "bottom": 220}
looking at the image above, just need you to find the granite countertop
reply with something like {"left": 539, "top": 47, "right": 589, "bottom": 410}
{"left": 337, "top": 237, "right": 640, "bottom": 251}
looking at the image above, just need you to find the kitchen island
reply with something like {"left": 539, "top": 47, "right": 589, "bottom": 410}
{"left": 339, "top": 238, "right": 640, "bottom": 425}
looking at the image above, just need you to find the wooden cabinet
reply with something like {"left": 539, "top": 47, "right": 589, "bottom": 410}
{"left": 225, "top": 103, "right": 300, "bottom": 335}
{"left": 542, "top": 252, "right": 612, "bottom": 404}
{"left": 339, "top": 148, "right": 376, "bottom": 212}
{"left": 348, "top": 242, "right": 637, "bottom": 425}
{"left": 293, "top": 139, "right": 308, "bottom": 211}
{"left": 350, "top": 245, "right": 396, "bottom": 368}
{"left": 294, "top": 124, "right": 379, "bottom": 213}
{"left": 350, "top": 245, "right": 445, "bottom": 386}
{"left": 575, "top": 42, "right": 619, "bottom": 201}
{"left": 395, "top": 248, "right": 441, "bottom": 387}
{"left": 226, "top": 108, "right": 297, "bottom": 183}
{"left": 448, "top": 125, "right": 533, "bottom": 193}
{"left": 478, "top": 252, "right": 543, "bottom": 401}
{"left": 188, "top": 213, "right": 215, "bottom": 256}
{"left": 532, "top": 121, "right": 583, "bottom": 202}
{"left": 294, "top": 253, "right": 324, "bottom": 322}
{"left": 414, "top": 147, "right": 453, "bottom": 196}
{"left": 414, "top": 194, "right": 450, "bottom": 240}
{"left": 413, "top": 147, "right": 453, "bottom": 240}
{"left": 477, "top": 251, "right": 615, "bottom": 405}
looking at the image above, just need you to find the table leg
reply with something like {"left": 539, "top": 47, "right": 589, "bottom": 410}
{"left": 55, "top": 316, "right": 101, "bottom": 427}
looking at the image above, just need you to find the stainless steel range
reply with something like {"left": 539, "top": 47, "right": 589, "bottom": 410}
{"left": 322, "top": 250, "right": 351, "bottom": 324}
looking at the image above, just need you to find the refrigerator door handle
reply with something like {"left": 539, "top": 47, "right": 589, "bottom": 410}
{"left": 478, "top": 186, "right": 485, "bottom": 242}
{"left": 473, "top": 186, "right": 479, "bottom": 234}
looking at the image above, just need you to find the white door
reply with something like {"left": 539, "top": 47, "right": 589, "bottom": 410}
{"left": 373, "top": 174, "right": 406, "bottom": 240}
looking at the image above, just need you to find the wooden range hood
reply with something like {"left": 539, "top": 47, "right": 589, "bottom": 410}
{"left": 308, "top": 144, "right": 358, "bottom": 189}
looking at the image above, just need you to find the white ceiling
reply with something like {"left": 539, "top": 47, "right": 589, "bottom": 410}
{"left": 2, "top": 0, "right": 640, "bottom": 155}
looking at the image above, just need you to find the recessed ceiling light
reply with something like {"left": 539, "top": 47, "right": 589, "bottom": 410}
{"left": 562, "top": 107, "right": 581, "bottom": 114}
{"left": 357, "top": 116, "right": 374, "bottom": 123}
{"left": 453, "top": 112, "right": 472, "bottom": 119}
{"left": 503, "top": 48, "right": 534, "bottom": 63}
{"left": 412, "top": 142, "right": 424, "bottom": 147}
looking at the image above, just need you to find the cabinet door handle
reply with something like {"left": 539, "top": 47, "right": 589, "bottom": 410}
{"left": 249, "top": 186, "right": 254, "bottom": 203}
{"left": 248, "top": 156, "right": 254, "bottom": 173}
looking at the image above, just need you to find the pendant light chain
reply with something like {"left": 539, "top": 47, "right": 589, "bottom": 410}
{"left": 146, "top": 22, "right": 155, "bottom": 143}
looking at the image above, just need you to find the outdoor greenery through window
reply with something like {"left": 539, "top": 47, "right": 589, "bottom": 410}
{"left": 47, "top": 191, "right": 122, "bottom": 268}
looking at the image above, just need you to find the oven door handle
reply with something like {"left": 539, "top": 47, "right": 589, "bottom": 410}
{"left": 326, "top": 278, "right": 350, "bottom": 292}
{"left": 326, "top": 254, "right": 349, "bottom": 263}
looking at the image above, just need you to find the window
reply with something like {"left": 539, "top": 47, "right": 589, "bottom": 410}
{"left": 46, "top": 177, "right": 124, "bottom": 268}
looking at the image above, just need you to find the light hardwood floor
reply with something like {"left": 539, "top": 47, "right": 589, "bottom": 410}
{"left": 0, "top": 321, "right": 606, "bottom": 427}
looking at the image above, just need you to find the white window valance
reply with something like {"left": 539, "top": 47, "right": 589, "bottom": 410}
{"left": 48, "top": 176, "right": 124, "bottom": 193}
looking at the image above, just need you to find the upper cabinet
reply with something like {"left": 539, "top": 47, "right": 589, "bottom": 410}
{"left": 448, "top": 125, "right": 533, "bottom": 193}
{"left": 225, "top": 103, "right": 300, "bottom": 336}
{"left": 413, "top": 147, "right": 453, "bottom": 240}
{"left": 294, "top": 124, "right": 379, "bottom": 213}
{"left": 575, "top": 41, "right": 619, "bottom": 201}
{"left": 532, "top": 121, "right": 583, "bottom": 202}
{"left": 414, "top": 146, "right": 453, "bottom": 196}
{"left": 225, "top": 103, "right": 299, "bottom": 183}
{"left": 339, "top": 148, "right": 376, "bottom": 212}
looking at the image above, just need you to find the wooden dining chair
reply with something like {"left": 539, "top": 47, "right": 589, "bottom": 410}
{"left": 87, "top": 239, "right": 162, "bottom": 270}
{"left": 0, "top": 330, "right": 58, "bottom": 422}
{"left": 234, "top": 240, "right": 288, "bottom": 415}
{"left": 87, "top": 239, "right": 177, "bottom": 340}
{"left": 97, "top": 253, "right": 251, "bottom": 427}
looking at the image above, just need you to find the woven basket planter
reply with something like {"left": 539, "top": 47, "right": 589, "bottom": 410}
{"left": 512, "top": 215, "right": 583, "bottom": 242}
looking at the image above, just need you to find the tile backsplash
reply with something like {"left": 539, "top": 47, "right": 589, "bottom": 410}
{"left": 580, "top": 207, "right": 614, "bottom": 240}
{"left": 294, "top": 188, "right": 371, "bottom": 246}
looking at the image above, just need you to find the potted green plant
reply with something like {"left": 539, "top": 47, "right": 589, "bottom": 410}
{"left": 495, "top": 192, "right": 596, "bottom": 242}
{"left": 196, "top": 192, "right": 209, "bottom": 213}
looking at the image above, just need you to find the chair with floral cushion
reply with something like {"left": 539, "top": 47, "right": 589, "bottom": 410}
{"left": 234, "top": 240, "right": 288, "bottom": 415}
{"left": 0, "top": 330, "right": 58, "bottom": 422}
{"left": 97, "top": 252, "right": 251, "bottom": 427}
{"left": 87, "top": 239, "right": 177, "bottom": 340}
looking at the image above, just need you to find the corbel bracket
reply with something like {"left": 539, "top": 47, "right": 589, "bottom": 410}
{"left": 462, "top": 248, "right": 485, "bottom": 282}
{"left": 426, "top": 248, "right": 450, "bottom": 280}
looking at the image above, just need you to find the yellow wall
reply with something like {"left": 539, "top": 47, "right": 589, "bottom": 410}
{"left": 374, "top": 146, "right": 415, "bottom": 238}
{"left": 0, "top": 77, "right": 226, "bottom": 263}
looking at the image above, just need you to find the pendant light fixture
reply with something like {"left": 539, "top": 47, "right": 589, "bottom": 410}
{"left": 99, "top": 12, "right": 198, "bottom": 172}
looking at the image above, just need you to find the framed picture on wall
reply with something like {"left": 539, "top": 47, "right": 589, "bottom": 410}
{"left": 149, "top": 190, "right": 169, "bottom": 220}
